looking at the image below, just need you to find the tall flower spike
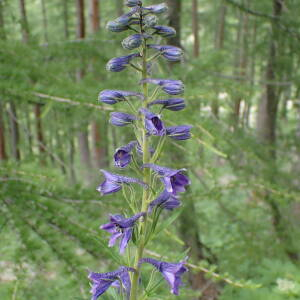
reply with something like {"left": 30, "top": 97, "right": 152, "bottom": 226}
{"left": 114, "top": 141, "right": 137, "bottom": 168}
{"left": 97, "top": 170, "right": 147, "bottom": 195}
{"left": 142, "top": 163, "right": 190, "bottom": 195}
{"left": 101, "top": 212, "right": 145, "bottom": 254}
{"left": 148, "top": 44, "right": 183, "bottom": 62}
{"left": 139, "top": 108, "right": 166, "bottom": 136}
{"left": 140, "top": 78, "right": 184, "bottom": 95}
{"left": 88, "top": 266, "right": 135, "bottom": 300}
{"left": 148, "top": 98, "right": 185, "bottom": 111}
{"left": 99, "top": 90, "right": 144, "bottom": 105}
{"left": 139, "top": 258, "right": 188, "bottom": 295}
{"left": 110, "top": 112, "right": 138, "bottom": 127}
{"left": 106, "top": 53, "right": 140, "bottom": 72}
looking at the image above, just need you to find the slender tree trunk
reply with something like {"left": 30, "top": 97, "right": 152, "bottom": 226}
{"left": 8, "top": 103, "right": 21, "bottom": 161}
{"left": 18, "top": 0, "right": 29, "bottom": 42}
{"left": 166, "top": 0, "right": 181, "bottom": 47}
{"left": 90, "top": 0, "right": 100, "bottom": 31}
{"left": 192, "top": 0, "right": 200, "bottom": 57}
{"left": 0, "top": 102, "right": 7, "bottom": 161}
{"left": 76, "top": 0, "right": 85, "bottom": 39}
{"left": 40, "top": 0, "right": 48, "bottom": 43}
{"left": 63, "top": 0, "right": 69, "bottom": 39}
{"left": 212, "top": 1, "right": 227, "bottom": 118}
{"left": 34, "top": 104, "right": 46, "bottom": 165}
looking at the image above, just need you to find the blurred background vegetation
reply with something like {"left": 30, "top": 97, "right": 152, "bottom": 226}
{"left": 1, "top": 0, "right": 300, "bottom": 299}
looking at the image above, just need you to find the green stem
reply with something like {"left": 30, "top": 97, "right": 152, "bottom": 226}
{"left": 130, "top": 10, "right": 151, "bottom": 300}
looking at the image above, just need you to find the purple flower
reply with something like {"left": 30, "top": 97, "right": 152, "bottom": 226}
{"left": 122, "top": 34, "right": 144, "bottom": 50}
{"left": 148, "top": 44, "right": 183, "bottom": 62}
{"left": 99, "top": 90, "right": 144, "bottom": 105}
{"left": 114, "top": 141, "right": 137, "bottom": 168}
{"left": 110, "top": 112, "right": 137, "bottom": 127}
{"left": 88, "top": 266, "right": 135, "bottom": 299}
{"left": 97, "top": 169, "right": 147, "bottom": 195}
{"left": 143, "top": 3, "right": 168, "bottom": 14}
{"left": 152, "top": 25, "right": 176, "bottom": 38}
{"left": 106, "top": 53, "right": 140, "bottom": 72}
{"left": 142, "top": 163, "right": 190, "bottom": 195}
{"left": 149, "top": 190, "right": 181, "bottom": 211}
{"left": 166, "top": 125, "right": 192, "bottom": 140}
{"left": 100, "top": 212, "right": 145, "bottom": 254}
{"left": 126, "top": 0, "right": 142, "bottom": 7}
{"left": 139, "top": 258, "right": 188, "bottom": 295}
{"left": 140, "top": 78, "right": 184, "bottom": 95}
{"left": 139, "top": 108, "right": 166, "bottom": 136}
{"left": 148, "top": 98, "right": 185, "bottom": 111}
{"left": 114, "top": 7, "right": 139, "bottom": 26}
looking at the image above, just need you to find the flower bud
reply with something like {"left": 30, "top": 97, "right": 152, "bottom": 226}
{"left": 166, "top": 125, "right": 192, "bottom": 140}
{"left": 106, "top": 53, "right": 140, "bottom": 72}
{"left": 110, "top": 112, "right": 138, "bottom": 127}
{"left": 148, "top": 44, "right": 183, "bottom": 62}
{"left": 153, "top": 25, "right": 176, "bottom": 38}
{"left": 106, "top": 20, "right": 129, "bottom": 32}
{"left": 122, "top": 34, "right": 143, "bottom": 50}
{"left": 143, "top": 3, "right": 168, "bottom": 14}
{"left": 126, "top": 0, "right": 142, "bottom": 7}
{"left": 148, "top": 98, "right": 185, "bottom": 111}
{"left": 144, "top": 14, "right": 158, "bottom": 27}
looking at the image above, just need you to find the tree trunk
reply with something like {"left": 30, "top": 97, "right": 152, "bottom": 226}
{"left": 90, "top": 0, "right": 100, "bottom": 32}
{"left": 40, "top": 0, "right": 48, "bottom": 43}
{"left": 257, "top": 0, "right": 283, "bottom": 157}
{"left": 18, "top": 0, "right": 29, "bottom": 43}
{"left": 166, "top": 0, "right": 181, "bottom": 47}
{"left": 8, "top": 103, "right": 21, "bottom": 161}
{"left": 34, "top": 104, "right": 46, "bottom": 165}
{"left": 0, "top": 102, "right": 7, "bottom": 161}
{"left": 212, "top": 1, "right": 227, "bottom": 118}
{"left": 63, "top": 0, "right": 69, "bottom": 39}
{"left": 76, "top": 0, "right": 85, "bottom": 39}
{"left": 192, "top": 0, "right": 200, "bottom": 57}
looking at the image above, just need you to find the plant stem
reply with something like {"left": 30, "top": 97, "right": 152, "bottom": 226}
{"left": 130, "top": 8, "right": 151, "bottom": 300}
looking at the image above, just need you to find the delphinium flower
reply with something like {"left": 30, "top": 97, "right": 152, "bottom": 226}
{"left": 89, "top": 2, "right": 193, "bottom": 299}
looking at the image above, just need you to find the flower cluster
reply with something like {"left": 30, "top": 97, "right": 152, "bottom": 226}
{"left": 89, "top": 1, "right": 192, "bottom": 299}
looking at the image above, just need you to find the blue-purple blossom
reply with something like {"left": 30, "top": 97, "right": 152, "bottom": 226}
{"left": 88, "top": 266, "right": 135, "bottom": 300}
{"left": 166, "top": 125, "right": 192, "bottom": 140}
{"left": 143, "top": 163, "right": 190, "bottom": 194}
{"left": 148, "top": 44, "right": 183, "bottom": 62}
{"left": 152, "top": 25, "right": 176, "bottom": 38}
{"left": 139, "top": 258, "right": 188, "bottom": 295}
{"left": 140, "top": 78, "right": 184, "bottom": 95}
{"left": 148, "top": 98, "right": 185, "bottom": 111}
{"left": 106, "top": 20, "right": 129, "bottom": 32}
{"left": 122, "top": 34, "right": 150, "bottom": 50}
{"left": 143, "top": 3, "right": 168, "bottom": 14}
{"left": 149, "top": 189, "right": 181, "bottom": 211}
{"left": 97, "top": 169, "right": 147, "bottom": 195}
{"left": 114, "top": 141, "right": 137, "bottom": 168}
{"left": 99, "top": 90, "right": 144, "bottom": 105}
{"left": 126, "top": 0, "right": 142, "bottom": 7}
{"left": 100, "top": 212, "right": 145, "bottom": 253}
{"left": 106, "top": 53, "right": 140, "bottom": 72}
{"left": 110, "top": 112, "right": 138, "bottom": 127}
{"left": 115, "top": 7, "right": 139, "bottom": 25}
{"left": 140, "top": 108, "right": 166, "bottom": 136}
{"left": 144, "top": 14, "right": 158, "bottom": 27}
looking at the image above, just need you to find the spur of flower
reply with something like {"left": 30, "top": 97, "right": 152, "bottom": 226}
{"left": 100, "top": 212, "right": 145, "bottom": 254}
{"left": 139, "top": 258, "right": 188, "bottom": 295}
{"left": 143, "top": 163, "right": 190, "bottom": 194}
{"left": 88, "top": 266, "right": 135, "bottom": 299}
{"left": 97, "top": 169, "right": 147, "bottom": 195}
{"left": 110, "top": 112, "right": 137, "bottom": 127}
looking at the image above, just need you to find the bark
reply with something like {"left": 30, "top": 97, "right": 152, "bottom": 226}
{"left": 8, "top": 103, "right": 21, "bottom": 160}
{"left": 63, "top": 0, "right": 69, "bottom": 39}
{"left": 166, "top": 0, "right": 181, "bottom": 47}
{"left": 76, "top": 0, "right": 85, "bottom": 39}
{"left": 257, "top": 0, "right": 283, "bottom": 157}
{"left": 192, "top": 0, "right": 200, "bottom": 57}
{"left": 18, "top": 0, "right": 29, "bottom": 43}
{"left": 34, "top": 104, "right": 46, "bottom": 165}
{"left": 40, "top": 0, "right": 48, "bottom": 43}
{"left": 90, "top": 0, "right": 100, "bottom": 32}
{"left": 0, "top": 102, "right": 7, "bottom": 160}
{"left": 212, "top": 1, "right": 227, "bottom": 118}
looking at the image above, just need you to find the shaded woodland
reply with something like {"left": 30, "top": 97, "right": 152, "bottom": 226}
{"left": 1, "top": 0, "right": 300, "bottom": 299}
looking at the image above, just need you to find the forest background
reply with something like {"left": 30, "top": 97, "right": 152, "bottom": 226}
{"left": 1, "top": 0, "right": 300, "bottom": 299}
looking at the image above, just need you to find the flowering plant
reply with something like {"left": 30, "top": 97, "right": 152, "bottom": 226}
{"left": 89, "top": 1, "right": 192, "bottom": 299}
